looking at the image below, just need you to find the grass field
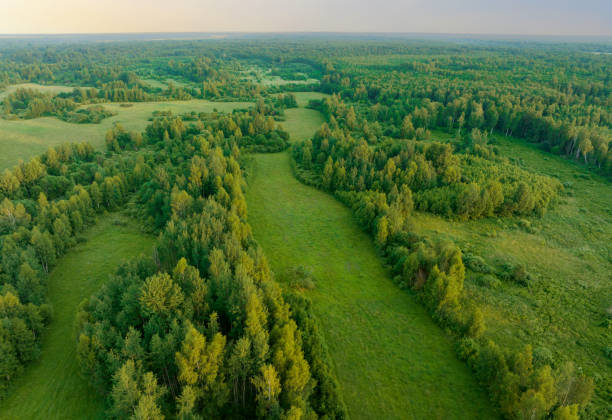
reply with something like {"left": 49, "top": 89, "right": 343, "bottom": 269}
{"left": 0, "top": 99, "right": 250, "bottom": 171}
{"left": 0, "top": 83, "right": 78, "bottom": 100}
{"left": 241, "top": 66, "right": 320, "bottom": 86}
{"left": 281, "top": 108, "right": 325, "bottom": 143}
{"left": 0, "top": 214, "right": 155, "bottom": 420}
{"left": 246, "top": 152, "right": 496, "bottom": 420}
{"left": 279, "top": 92, "right": 327, "bottom": 143}
{"left": 246, "top": 99, "right": 497, "bottom": 419}
{"left": 418, "top": 130, "right": 612, "bottom": 417}
{"left": 141, "top": 78, "right": 192, "bottom": 89}
{"left": 291, "top": 91, "right": 329, "bottom": 107}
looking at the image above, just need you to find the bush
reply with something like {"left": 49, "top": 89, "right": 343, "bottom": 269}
{"left": 463, "top": 253, "right": 493, "bottom": 273}
{"left": 456, "top": 337, "right": 480, "bottom": 361}
{"left": 517, "top": 218, "right": 538, "bottom": 234}
{"left": 498, "top": 261, "right": 532, "bottom": 286}
{"left": 286, "top": 265, "right": 316, "bottom": 290}
{"left": 533, "top": 346, "right": 554, "bottom": 368}
{"left": 476, "top": 274, "right": 501, "bottom": 289}
{"left": 60, "top": 105, "right": 115, "bottom": 124}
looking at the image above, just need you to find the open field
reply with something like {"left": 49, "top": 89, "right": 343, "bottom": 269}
{"left": 241, "top": 66, "right": 320, "bottom": 86}
{"left": 0, "top": 83, "right": 78, "bottom": 100}
{"left": 0, "top": 214, "right": 155, "bottom": 420}
{"left": 415, "top": 130, "right": 612, "bottom": 417}
{"left": 141, "top": 78, "right": 192, "bottom": 89}
{"left": 291, "top": 91, "right": 329, "bottom": 107}
{"left": 0, "top": 99, "right": 251, "bottom": 170}
{"left": 279, "top": 92, "right": 327, "bottom": 142}
{"left": 246, "top": 102, "right": 496, "bottom": 419}
{"left": 246, "top": 152, "right": 496, "bottom": 420}
{"left": 281, "top": 107, "right": 325, "bottom": 143}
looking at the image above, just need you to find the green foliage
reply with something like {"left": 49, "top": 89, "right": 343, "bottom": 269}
{"left": 284, "top": 266, "right": 316, "bottom": 291}
{"left": 291, "top": 72, "right": 598, "bottom": 418}
{"left": 246, "top": 151, "right": 496, "bottom": 419}
{"left": 463, "top": 253, "right": 493, "bottom": 274}
{"left": 74, "top": 110, "right": 343, "bottom": 419}
{"left": 318, "top": 47, "right": 611, "bottom": 176}
{"left": 61, "top": 105, "right": 115, "bottom": 124}
{"left": 0, "top": 143, "right": 148, "bottom": 396}
{"left": 0, "top": 37, "right": 609, "bottom": 419}
{"left": 0, "top": 214, "right": 154, "bottom": 418}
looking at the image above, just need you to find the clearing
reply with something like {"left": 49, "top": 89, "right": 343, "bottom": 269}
{"left": 0, "top": 83, "right": 77, "bottom": 100}
{"left": 0, "top": 99, "right": 250, "bottom": 171}
{"left": 0, "top": 214, "right": 155, "bottom": 420}
{"left": 414, "top": 130, "right": 612, "bottom": 417}
{"left": 245, "top": 97, "right": 497, "bottom": 419}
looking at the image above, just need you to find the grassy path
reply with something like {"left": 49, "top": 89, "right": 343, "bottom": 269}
{"left": 245, "top": 152, "right": 496, "bottom": 419}
{"left": 0, "top": 214, "right": 154, "bottom": 420}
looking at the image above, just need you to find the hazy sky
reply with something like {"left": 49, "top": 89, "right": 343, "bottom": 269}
{"left": 1, "top": 0, "right": 611, "bottom": 36}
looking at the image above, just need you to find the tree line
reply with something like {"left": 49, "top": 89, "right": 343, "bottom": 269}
{"left": 77, "top": 112, "right": 347, "bottom": 418}
{"left": 291, "top": 116, "right": 594, "bottom": 419}
{"left": 0, "top": 142, "right": 148, "bottom": 396}
{"left": 294, "top": 120, "right": 561, "bottom": 221}
{"left": 316, "top": 50, "right": 611, "bottom": 176}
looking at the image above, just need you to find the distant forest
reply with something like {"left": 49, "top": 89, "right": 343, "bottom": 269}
{"left": 0, "top": 36, "right": 610, "bottom": 420}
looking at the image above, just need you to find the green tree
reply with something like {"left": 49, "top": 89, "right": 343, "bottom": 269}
{"left": 252, "top": 364, "right": 281, "bottom": 414}
{"left": 140, "top": 273, "right": 184, "bottom": 317}
{"left": 110, "top": 360, "right": 142, "bottom": 419}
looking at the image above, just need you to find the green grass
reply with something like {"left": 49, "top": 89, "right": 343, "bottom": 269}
{"left": 278, "top": 92, "right": 327, "bottom": 143}
{"left": 141, "top": 78, "right": 192, "bottom": 89}
{"left": 0, "top": 99, "right": 250, "bottom": 171}
{"left": 0, "top": 83, "right": 78, "bottom": 100}
{"left": 241, "top": 66, "right": 319, "bottom": 86}
{"left": 246, "top": 99, "right": 497, "bottom": 419}
{"left": 281, "top": 108, "right": 325, "bottom": 143}
{"left": 419, "top": 130, "right": 612, "bottom": 417}
{"left": 0, "top": 214, "right": 155, "bottom": 420}
{"left": 246, "top": 152, "right": 496, "bottom": 420}
{"left": 291, "top": 91, "right": 329, "bottom": 107}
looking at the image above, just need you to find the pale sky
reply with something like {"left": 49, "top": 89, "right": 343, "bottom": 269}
{"left": 1, "top": 0, "right": 611, "bottom": 36}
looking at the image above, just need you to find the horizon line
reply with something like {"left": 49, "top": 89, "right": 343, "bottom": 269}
{"left": 1, "top": 31, "right": 611, "bottom": 39}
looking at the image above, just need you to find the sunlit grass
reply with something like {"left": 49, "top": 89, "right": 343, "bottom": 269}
{"left": 0, "top": 99, "right": 250, "bottom": 170}
{"left": 0, "top": 214, "right": 155, "bottom": 420}
{"left": 245, "top": 103, "right": 497, "bottom": 419}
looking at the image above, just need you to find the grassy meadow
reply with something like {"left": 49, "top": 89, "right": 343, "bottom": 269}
{"left": 241, "top": 66, "right": 320, "bottom": 86}
{"left": 415, "top": 130, "right": 612, "bottom": 416}
{"left": 0, "top": 98, "right": 250, "bottom": 171}
{"left": 0, "top": 83, "right": 77, "bottom": 100}
{"left": 279, "top": 92, "right": 327, "bottom": 143}
{"left": 246, "top": 152, "right": 496, "bottom": 420}
{"left": 141, "top": 78, "right": 191, "bottom": 89}
{"left": 246, "top": 100, "right": 497, "bottom": 419}
{"left": 0, "top": 214, "right": 154, "bottom": 420}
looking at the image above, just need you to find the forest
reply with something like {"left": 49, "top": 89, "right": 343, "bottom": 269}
{"left": 0, "top": 35, "right": 610, "bottom": 420}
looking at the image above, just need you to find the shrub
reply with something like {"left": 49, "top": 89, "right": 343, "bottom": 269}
{"left": 498, "top": 261, "right": 532, "bottom": 286}
{"left": 463, "top": 252, "right": 493, "bottom": 273}
{"left": 286, "top": 265, "right": 316, "bottom": 290}
{"left": 517, "top": 218, "right": 536, "bottom": 233}
{"left": 532, "top": 346, "right": 554, "bottom": 368}
{"left": 476, "top": 274, "right": 501, "bottom": 289}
